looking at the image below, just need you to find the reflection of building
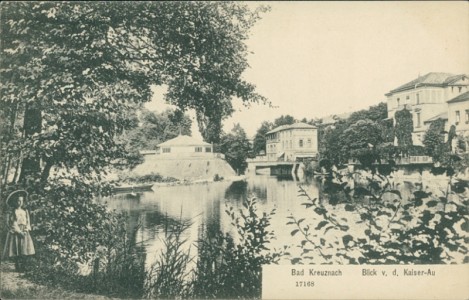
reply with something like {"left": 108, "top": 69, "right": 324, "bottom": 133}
{"left": 386, "top": 72, "right": 469, "bottom": 145}
{"left": 447, "top": 91, "right": 469, "bottom": 151}
{"left": 265, "top": 123, "right": 318, "bottom": 161}
{"left": 156, "top": 134, "right": 213, "bottom": 156}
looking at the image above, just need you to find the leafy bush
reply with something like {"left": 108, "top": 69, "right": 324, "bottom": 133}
{"left": 143, "top": 197, "right": 283, "bottom": 299}
{"left": 7, "top": 179, "right": 147, "bottom": 298}
{"left": 192, "top": 197, "right": 283, "bottom": 299}
{"left": 288, "top": 170, "right": 469, "bottom": 265}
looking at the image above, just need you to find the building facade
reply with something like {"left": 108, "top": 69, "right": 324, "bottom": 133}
{"left": 265, "top": 123, "right": 318, "bottom": 161}
{"left": 156, "top": 135, "right": 213, "bottom": 156}
{"left": 386, "top": 72, "right": 468, "bottom": 145}
{"left": 447, "top": 91, "right": 469, "bottom": 152}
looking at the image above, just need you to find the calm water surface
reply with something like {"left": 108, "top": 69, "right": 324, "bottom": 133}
{"left": 99, "top": 174, "right": 420, "bottom": 268}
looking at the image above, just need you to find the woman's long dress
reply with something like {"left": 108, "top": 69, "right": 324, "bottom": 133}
{"left": 2, "top": 209, "right": 35, "bottom": 258}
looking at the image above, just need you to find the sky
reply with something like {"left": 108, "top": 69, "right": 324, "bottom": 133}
{"left": 146, "top": 1, "right": 469, "bottom": 139}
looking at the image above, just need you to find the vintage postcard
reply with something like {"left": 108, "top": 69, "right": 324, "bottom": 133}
{"left": 0, "top": 1, "right": 468, "bottom": 299}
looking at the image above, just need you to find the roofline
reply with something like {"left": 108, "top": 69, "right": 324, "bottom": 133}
{"left": 157, "top": 143, "right": 212, "bottom": 147}
{"left": 447, "top": 91, "right": 469, "bottom": 104}
{"left": 386, "top": 83, "right": 450, "bottom": 96}
{"left": 156, "top": 135, "right": 212, "bottom": 147}
{"left": 266, "top": 124, "right": 317, "bottom": 135}
{"left": 386, "top": 74, "right": 468, "bottom": 96}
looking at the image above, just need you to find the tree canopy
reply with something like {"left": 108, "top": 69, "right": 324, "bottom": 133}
{"left": 0, "top": 2, "right": 268, "bottom": 184}
{"left": 394, "top": 108, "right": 414, "bottom": 151}
{"left": 273, "top": 115, "right": 296, "bottom": 127}
{"left": 252, "top": 121, "right": 273, "bottom": 155}
{"left": 219, "top": 124, "right": 251, "bottom": 174}
{"left": 422, "top": 119, "right": 447, "bottom": 162}
{"left": 123, "top": 108, "right": 192, "bottom": 151}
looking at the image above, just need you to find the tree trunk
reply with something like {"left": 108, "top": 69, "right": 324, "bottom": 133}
{"left": 19, "top": 105, "right": 42, "bottom": 183}
{"left": 40, "top": 160, "right": 53, "bottom": 183}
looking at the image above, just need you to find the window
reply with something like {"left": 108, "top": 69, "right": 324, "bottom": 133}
{"left": 397, "top": 98, "right": 400, "bottom": 107}
{"left": 416, "top": 112, "right": 421, "bottom": 127}
{"left": 299, "top": 139, "right": 304, "bottom": 147}
{"left": 456, "top": 111, "right": 460, "bottom": 125}
{"left": 416, "top": 93, "right": 420, "bottom": 104}
{"left": 458, "top": 87, "right": 462, "bottom": 93}
{"left": 307, "top": 139, "right": 312, "bottom": 147}
{"left": 195, "top": 147, "right": 203, "bottom": 152}
{"left": 205, "top": 147, "right": 212, "bottom": 152}
{"left": 465, "top": 110, "right": 469, "bottom": 124}
{"left": 163, "top": 147, "right": 171, "bottom": 153}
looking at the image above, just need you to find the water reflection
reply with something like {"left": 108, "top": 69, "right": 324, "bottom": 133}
{"left": 100, "top": 175, "right": 423, "bottom": 269}
{"left": 100, "top": 176, "right": 321, "bottom": 268}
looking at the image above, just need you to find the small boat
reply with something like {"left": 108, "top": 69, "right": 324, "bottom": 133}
{"left": 113, "top": 184, "right": 154, "bottom": 193}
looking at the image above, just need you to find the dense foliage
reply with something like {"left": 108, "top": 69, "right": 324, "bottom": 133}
{"left": 422, "top": 118, "right": 447, "bottom": 162}
{"left": 252, "top": 121, "right": 273, "bottom": 155}
{"left": 219, "top": 123, "right": 252, "bottom": 174}
{"left": 122, "top": 108, "right": 192, "bottom": 151}
{"left": 339, "top": 120, "right": 383, "bottom": 165}
{"left": 118, "top": 172, "right": 179, "bottom": 185}
{"left": 144, "top": 197, "right": 282, "bottom": 299}
{"left": 288, "top": 168, "right": 469, "bottom": 264}
{"left": 316, "top": 102, "right": 391, "bottom": 166}
{"left": 394, "top": 108, "right": 414, "bottom": 152}
{"left": 0, "top": 2, "right": 267, "bottom": 185}
{"left": 0, "top": 2, "right": 268, "bottom": 297}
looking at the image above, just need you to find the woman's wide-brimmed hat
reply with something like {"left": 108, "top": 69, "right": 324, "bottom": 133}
{"left": 5, "top": 190, "right": 28, "bottom": 207}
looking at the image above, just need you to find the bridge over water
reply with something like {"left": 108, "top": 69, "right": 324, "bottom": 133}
{"left": 247, "top": 160, "right": 303, "bottom": 177}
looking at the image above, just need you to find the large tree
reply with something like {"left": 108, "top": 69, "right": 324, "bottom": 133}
{"left": 422, "top": 119, "right": 447, "bottom": 162}
{"left": 0, "top": 2, "right": 267, "bottom": 185}
{"left": 219, "top": 124, "right": 251, "bottom": 174}
{"left": 252, "top": 121, "right": 273, "bottom": 155}
{"left": 394, "top": 108, "right": 414, "bottom": 153}
{"left": 340, "top": 120, "right": 383, "bottom": 166}
{"left": 348, "top": 102, "right": 387, "bottom": 124}
{"left": 273, "top": 115, "right": 296, "bottom": 127}
{"left": 123, "top": 108, "right": 192, "bottom": 151}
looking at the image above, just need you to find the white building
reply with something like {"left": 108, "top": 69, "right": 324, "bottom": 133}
{"left": 265, "top": 123, "right": 318, "bottom": 162}
{"left": 386, "top": 72, "right": 468, "bottom": 145}
{"left": 156, "top": 135, "right": 213, "bottom": 156}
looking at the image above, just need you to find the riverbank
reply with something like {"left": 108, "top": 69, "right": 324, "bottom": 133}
{"left": 110, "top": 172, "right": 246, "bottom": 193}
{"left": 130, "top": 155, "right": 237, "bottom": 181}
{"left": 0, "top": 262, "right": 115, "bottom": 299}
{"left": 152, "top": 175, "right": 246, "bottom": 187}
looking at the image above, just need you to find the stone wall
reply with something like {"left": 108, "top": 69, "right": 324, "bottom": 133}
{"left": 130, "top": 155, "right": 236, "bottom": 180}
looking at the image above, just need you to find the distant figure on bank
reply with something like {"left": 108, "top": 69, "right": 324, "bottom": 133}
{"left": 2, "top": 190, "right": 35, "bottom": 272}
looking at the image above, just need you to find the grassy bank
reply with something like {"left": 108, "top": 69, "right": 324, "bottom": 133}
{"left": 0, "top": 262, "right": 114, "bottom": 299}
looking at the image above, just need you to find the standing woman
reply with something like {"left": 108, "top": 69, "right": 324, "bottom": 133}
{"left": 2, "top": 190, "right": 35, "bottom": 271}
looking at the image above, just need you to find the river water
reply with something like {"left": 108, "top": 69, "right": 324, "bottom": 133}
{"left": 99, "top": 174, "right": 424, "bottom": 268}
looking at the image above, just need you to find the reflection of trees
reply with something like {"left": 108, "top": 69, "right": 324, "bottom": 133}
{"left": 224, "top": 180, "right": 248, "bottom": 199}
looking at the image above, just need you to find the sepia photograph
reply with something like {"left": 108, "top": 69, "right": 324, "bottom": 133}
{"left": 0, "top": 1, "right": 468, "bottom": 299}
